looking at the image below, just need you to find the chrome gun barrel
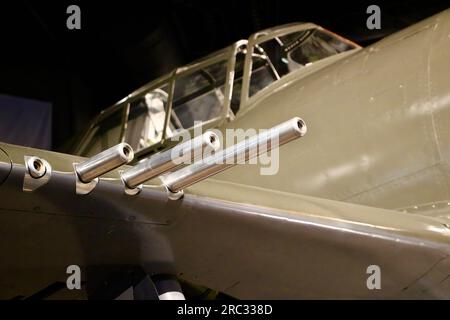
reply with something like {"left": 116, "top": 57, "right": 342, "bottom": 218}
{"left": 121, "top": 131, "right": 220, "bottom": 189}
{"left": 162, "top": 117, "right": 307, "bottom": 194}
{"left": 75, "top": 143, "right": 134, "bottom": 183}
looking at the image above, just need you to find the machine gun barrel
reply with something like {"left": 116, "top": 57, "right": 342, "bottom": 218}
{"left": 162, "top": 117, "right": 307, "bottom": 194}
{"left": 121, "top": 131, "right": 220, "bottom": 189}
{"left": 75, "top": 143, "right": 134, "bottom": 183}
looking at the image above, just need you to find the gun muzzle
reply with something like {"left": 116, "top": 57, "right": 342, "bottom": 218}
{"left": 121, "top": 131, "right": 220, "bottom": 189}
{"left": 161, "top": 117, "right": 306, "bottom": 194}
{"left": 75, "top": 143, "right": 134, "bottom": 183}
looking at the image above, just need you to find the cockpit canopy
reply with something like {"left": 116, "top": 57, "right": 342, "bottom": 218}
{"left": 73, "top": 23, "right": 359, "bottom": 158}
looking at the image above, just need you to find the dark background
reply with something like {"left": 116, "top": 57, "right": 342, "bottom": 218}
{"left": 0, "top": 0, "right": 448, "bottom": 151}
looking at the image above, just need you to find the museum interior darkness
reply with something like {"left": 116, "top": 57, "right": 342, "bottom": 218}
{"left": 0, "top": 0, "right": 448, "bottom": 151}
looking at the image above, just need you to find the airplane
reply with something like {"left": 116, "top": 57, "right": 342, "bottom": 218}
{"left": 0, "top": 8, "right": 449, "bottom": 299}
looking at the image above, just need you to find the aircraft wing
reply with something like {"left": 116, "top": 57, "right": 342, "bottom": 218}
{"left": 1, "top": 142, "right": 449, "bottom": 299}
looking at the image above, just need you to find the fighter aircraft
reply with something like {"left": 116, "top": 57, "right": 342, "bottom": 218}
{"left": 0, "top": 9, "right": 449, "bottom": 299}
